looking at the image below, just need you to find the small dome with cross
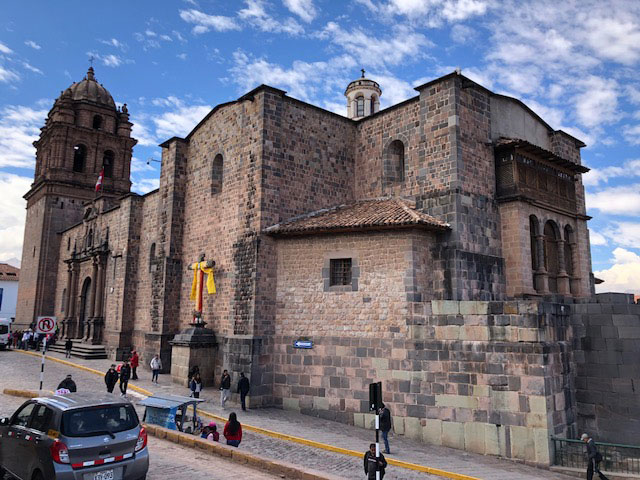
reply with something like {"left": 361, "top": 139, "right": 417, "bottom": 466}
{"left": 344, "top": 69, "right": 382, "bottom": 120}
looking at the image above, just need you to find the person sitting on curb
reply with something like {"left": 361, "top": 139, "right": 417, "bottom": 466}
{"left": 57, "top": 374, "right": 77, "bottom": 393}
{"left": 223, "top": 412, "right": 242, "bottom": 447}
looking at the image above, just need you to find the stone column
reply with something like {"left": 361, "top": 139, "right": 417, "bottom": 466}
{"left": 534, "top": 234, "right": 549, "bottom": 294}
{"left": 569, "top": 241, "right": 580, "bottom": 295}
{"left": 68, "top": 263, "right": 79, "bottom": 338}
{"left": 556, "top": 239, "right": 570, "bottom": 294}
{"left": 92, "top": 255, "right": 105, "bottom": 344}
{"left": 62, "top": 263, "right": 73, "bottom": 338}
{"left": 85, "top": 257, "right": 98, "bottom": 341}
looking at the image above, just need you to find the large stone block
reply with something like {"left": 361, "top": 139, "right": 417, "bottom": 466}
{"left": 422, "top": 418, "right": 442, "bottom": 445}
{"left": 464, "top": 422, "right": 486, "bottom": 454}
{"left": 432, "top": 300, "right": 460, "bottom": 315}
{"left": 484, "top": 423, "right": 500, "bottom": 456}
{"left": 283, "top": 397, "right": 300, "bottom": 411}
{"left": 510, "top": 425, "right": 534, "bottom": 461}
{"left": 459, "top": 301, "right": 489, "bottom": 315}
{"left": 441, "top": 421, "right": 464, "bottom": 449}
{"left": 533, "top": 428, "right": 551, "bottom": 465}
{"left": 435, "top": 394, "right": 478, "bottom": 409}
{"left": 404, "top": 416, "right": 423, "bottom": 441}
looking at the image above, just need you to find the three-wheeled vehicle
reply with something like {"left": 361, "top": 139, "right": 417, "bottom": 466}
{"left": 139, "top": 394, "right": 205, "bottom": 433}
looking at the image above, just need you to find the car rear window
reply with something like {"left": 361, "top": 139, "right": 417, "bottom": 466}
{"left": 61, "top": 405, "right": 139, "bottom": 437}
{"left": 0, "top": 325, "right": 8, "bottom": 334}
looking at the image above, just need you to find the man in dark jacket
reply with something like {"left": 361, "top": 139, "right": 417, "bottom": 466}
{"left": 379, "top": 404, "right": 392, "bottom": 454}
{"left": 119, "top": 361, "right": 131, "bottom": 396}
{"left": 363, "top": 443, "right": 387, "bottom": 479}
{"left": 57, "top": 374, "right": 77, "bottom": 392}
{"left": 64, "top": 338, "right": 73, "bottom": 358}
{"left": 582, "top": 433, "right": 610, "bottom": 480}
{"left": 220, "top": 369, "right": 231, "bottom": 408}
{"left": 104, "top": 364, "right": 119, "bottom": 393}
{"left": 237, "top": 372, "right": 250, "bottom": 411}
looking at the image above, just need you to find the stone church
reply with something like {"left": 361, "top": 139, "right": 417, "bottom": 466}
{"left": 16, "top": 67, "right": 640, "bottom": 464}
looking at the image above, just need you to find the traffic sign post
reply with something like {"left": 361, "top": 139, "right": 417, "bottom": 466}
{"left": 35, "top": 317, "right": 57, "bottom": 393}
{"left": 369, "top": 382, "right": 383, "bottom": 480}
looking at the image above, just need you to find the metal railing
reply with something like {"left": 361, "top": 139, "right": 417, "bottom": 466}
{"left": 552, "top": 437, "right": 640, "bottom": 474}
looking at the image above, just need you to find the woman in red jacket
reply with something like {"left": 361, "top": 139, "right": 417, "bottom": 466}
{"left": 223, "top": 412, "right": 242, "bottom": 447}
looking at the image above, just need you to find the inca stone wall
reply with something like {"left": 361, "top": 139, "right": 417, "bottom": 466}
{"left": 572, "top": 293, "right": 640, "bottom": 445}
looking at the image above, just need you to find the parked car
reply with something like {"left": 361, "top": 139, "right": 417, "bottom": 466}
{"left": 0, "top": 392, "right": 149, "bottom": 480}
{"left": 0, "top": 318, "right": 10, "bottom": 350}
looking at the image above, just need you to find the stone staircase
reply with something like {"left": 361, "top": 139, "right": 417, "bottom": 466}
{"left": 48, "top": 339, "right": 108, "bottom": 359}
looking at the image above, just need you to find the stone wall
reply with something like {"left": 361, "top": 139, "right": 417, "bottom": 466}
{"left": 572, "top": 294, "right": 640, "bottom": 445}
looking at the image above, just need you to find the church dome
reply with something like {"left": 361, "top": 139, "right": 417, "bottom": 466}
{"left": 61, "top": 67, "right": 116, "bottom": 109}
{"left": 344, "top": 69, "right": 382, "bottom": 120}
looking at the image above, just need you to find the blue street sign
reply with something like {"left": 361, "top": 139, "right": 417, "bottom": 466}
{"left": 293, "top": 340, "right": 313, "bottom": 349}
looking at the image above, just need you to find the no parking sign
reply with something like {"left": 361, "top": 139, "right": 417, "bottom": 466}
{"left": 35, "top": 316, "right": 57, "bottom": 335}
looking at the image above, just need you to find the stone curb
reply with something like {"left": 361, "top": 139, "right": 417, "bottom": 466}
{"left": 12, "top": 350, "right": 479, "bottom": 480}
{"left": 3, "top": 388, "right": 52, "bottom": 398}
{"left": 143, "top": 423, "right": 345, "bottom": 480}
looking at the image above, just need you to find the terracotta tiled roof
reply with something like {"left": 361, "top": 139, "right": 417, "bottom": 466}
{"left": 0, "top": 263, "right": 19, "bottom": 281}
{"left": 494, "top": 137, "right": 589, "bottom": 173}
{"left": 264, "top": 198, "right": 449, "bottom": 236}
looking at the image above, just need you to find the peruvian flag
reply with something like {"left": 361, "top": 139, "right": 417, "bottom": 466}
{"left": 95, "top": 168, "right": 104, "bottom": 192}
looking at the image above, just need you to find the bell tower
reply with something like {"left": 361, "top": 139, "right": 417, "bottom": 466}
{"left": 15, "top": 67, "right": 137, "bottom": 328}
{"left": 345, "top": 69, "right": 382, "bottom": 120}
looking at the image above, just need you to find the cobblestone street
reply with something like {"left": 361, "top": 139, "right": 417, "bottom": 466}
{"left": 0, "top": 349, "right": 576, "bottom": 480}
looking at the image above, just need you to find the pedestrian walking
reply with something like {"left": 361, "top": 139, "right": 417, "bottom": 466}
{"left": 104, "top": 364, "right": 119, "bottom": 393}
{"left": 223, "top": 412, "right": 242, "bottom": 447}
{"left": 57, "top": 374, "right": 77, "bottom": 393}
{"left": 64, "top": 338, "right": 73, "bottom": 358}
{"left": 119, "top": 360, "right": 131, "bottom": 396}
{"left": 237, "top": 372, "right": 250, "bottom": 411}
{"left": 150, "top": 354, "right": 162, "bottom": 383}
{"left": 379, "top": 403, "right": 392, "bottom": 454}
{"left": 188, "top": 365, "right": 200, "bottom": 383}
{"left": 364, "top": 443, "right": 387, "bottom": 480}
{"left": 130, "top": 350, "right": 139, "bottom": 380}
{"left": 581, "top": 433, "right": 610, "bottom": 480}
{"left": 190, "top": 372, "right": 202, "bottom": 398}
{"left": 220, "top": 369, "right": 231, "bottom": 408}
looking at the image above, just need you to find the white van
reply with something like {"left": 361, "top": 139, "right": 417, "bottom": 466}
{"left": 0, "top": 318, "right": 10, "bottom": 350}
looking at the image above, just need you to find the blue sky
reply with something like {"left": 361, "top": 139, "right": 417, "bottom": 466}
{"left": 0, "top": 0, "right": 638, "bottom": 293}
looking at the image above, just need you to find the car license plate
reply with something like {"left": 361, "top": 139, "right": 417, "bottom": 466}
{"left": 92, "top": 469, "right": 114, "bottom": 480}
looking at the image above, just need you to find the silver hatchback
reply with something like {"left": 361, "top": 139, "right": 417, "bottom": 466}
{"left": 0, "top": 392, "right": 149, "bottom": 480}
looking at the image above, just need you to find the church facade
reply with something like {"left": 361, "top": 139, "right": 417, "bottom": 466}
{"left": 18, "top": 67, "right": 640, "bottom": 464}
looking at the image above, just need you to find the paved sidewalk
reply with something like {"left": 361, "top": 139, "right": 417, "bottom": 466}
{"left": 4, "top": 348, "right": 575, "bottom": 480}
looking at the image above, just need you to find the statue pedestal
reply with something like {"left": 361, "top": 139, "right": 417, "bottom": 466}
{"left": 170, "top": 322, "right": 217, "bottom": 387}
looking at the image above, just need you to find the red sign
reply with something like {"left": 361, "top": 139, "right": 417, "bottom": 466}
{"left": 36, "top": 316, "right": 57, "bottom": 334}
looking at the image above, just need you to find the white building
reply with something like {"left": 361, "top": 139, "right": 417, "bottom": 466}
{"left": 0, "top": 264, "right": 19, "bottom": 320}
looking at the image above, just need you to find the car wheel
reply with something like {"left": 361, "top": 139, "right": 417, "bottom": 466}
{"left": 31, "top": 470, "right": 44, "bottom": 480}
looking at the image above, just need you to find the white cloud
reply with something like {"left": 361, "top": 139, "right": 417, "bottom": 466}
{"left": 362, "top": 0, "right": 490, "bottom": 26}
{"left": 450, "top": 24, "right": 476, "bottom": 44}
{"left": 22, "top": 62, "right": 43, "bottom": 74}
{"left": 131, "top": 118, "right": 158, "bottom": 147}
{"left": 583, "top": 159, "right": 640, "bottom": 187}
{"left": 623, "top": 124, "right": 640, "bottom": 145}
{"left": 132, "top": 178, "right": 160, "bottom": 195}
{"left": 238, "top": 0, "right": 304, "bottom": 35}
{"left": 151, "top": 98, "right": 211, "bottom": 139}
{"left": 100, "top": 38, "right": 126, "bottom": 50}
{"left": 595, "top": 248, "right": 640, "bottom": 294}
{"left": 602, "top": 222, "right": 640, "bottom": 249}
{"left": 179, "top": 9, "right": 241, "bottom": 34}
{"left": 130, "top": 156, "right": 157, "bottom": 174}
{"left": 102, "top": 54, "right": 123, "bottom": 67}
{"left": 0, "top": 42, "right": 13, "bottom": 54}
{"left": 0, "top": 172, "right": 30, "bottom": 261}
{"left": 586, "top": 184, "right": 640, "bottom": 216}
{"left": 319, "top": 22, "right": 432, "bottom": 68}
{"left": 590, "top": 229, "right": 607, "bottom": 246}
{"left": 583, "top": 15, "right": 640, "bottom": 65}
{"left": 0, "top": 65, "right": 20, "bottom": 83}
{"left": 145, "top": 30, "right": 157, "bottom": 37}
{"left": 177, "top": 53, "right": 188, "bottom": 60}
{"left": 24, "top": 40, "right": 40, "bottom": 50}
{"left": 283, "top": 0, "right": 317, "bottom": 23}
{"left": 573, "top": 76, "right": 619, "bottom": 129}
{"left": 0, "top": 103, "right": 48, "bottom": 168}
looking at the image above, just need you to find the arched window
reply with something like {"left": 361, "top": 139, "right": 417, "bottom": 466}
{"left": 388, "top": 140, "right": 405, "bottom": 183}
{"left": 356, "top": 96, "right": 365, "bottom": 117}
{"left": 370, "top": 95, "right": 376, "bottom": 115}
{"left": 544, "top": 220, "right": 560, "bottom": 293}
{"left": 73, "top": 144, "right": 87, "bottom": 172}
{"left": 529, "top": 215, "right": 539, "bottom": 286}
{"left": 103, "top": 150, "right": 115, "bottom": 178}
{"left": 87, "top": 229, "right": 93, "bottom": 248}
{"left": 93, "top": 115, "right": 102, "bottom": 130}
{"left": 564, "top": 225, "right": 574, "bottom": 277}
{"left": 212, "top": 154, "right": 224, "bottom": 194}
{"left": 149, "top": 243, "right": 156, "bottom": 272}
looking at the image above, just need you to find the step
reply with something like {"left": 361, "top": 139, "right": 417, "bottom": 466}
{"left": 48, "top": 341, "right": 108, "bottom": 360}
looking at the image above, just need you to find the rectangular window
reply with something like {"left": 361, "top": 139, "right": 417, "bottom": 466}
{"left": 330, "top": 258, "right": 352, "bottom": 286}
{"left": 0, "top": 287, "right": 3, "bottom": 310}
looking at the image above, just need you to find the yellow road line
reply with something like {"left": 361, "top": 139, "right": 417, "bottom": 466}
{"left": 13, "top": 349, "right": 480, "bottom": 480}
